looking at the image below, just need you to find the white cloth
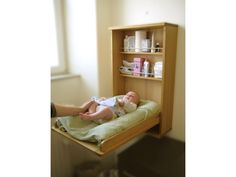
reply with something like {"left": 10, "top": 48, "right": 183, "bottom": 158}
{"left": 97, "top": 97, "right": 117, "bottom": 107}
{"left": 96, "top": 96, "right": 137, "bottom": 117}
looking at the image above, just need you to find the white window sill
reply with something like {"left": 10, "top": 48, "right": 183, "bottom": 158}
{"left": 51, "top": 74, "right": 80, "bottom": 81}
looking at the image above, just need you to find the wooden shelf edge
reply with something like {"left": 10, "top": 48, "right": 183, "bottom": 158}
{"left": 120, "top": 74, "right": 162, "bottom": 81}
{"left": 51, "top": 126, "right": 105, "bottom": 156}
{"left": 109, "top": 22, "right": 177, "bottom": 30}
{"left": 121, "top": 52, "right": 163, "bottom": 55}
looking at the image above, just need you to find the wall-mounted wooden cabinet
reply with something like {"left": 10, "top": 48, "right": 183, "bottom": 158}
{"left": 51, "top": 23, "right": 178, "bottom": 156}
{"left": 109, "top": 22, "right": 178, "bottom": 136}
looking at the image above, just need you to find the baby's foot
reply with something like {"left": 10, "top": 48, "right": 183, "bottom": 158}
{"left": 80, "top": 100, "right": 95, "bottom": 113}
{"left": 79, "top": 113, "right": 93, "bottom": 120}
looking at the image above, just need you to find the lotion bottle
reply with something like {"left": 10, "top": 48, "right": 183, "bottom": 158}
{"left": 143, "top": 59, "right": 149, "bottom": 77}
{"left": 124, "top": 35, "right": 129, "bottom": 52}
{"left": 151, "top": 32, "right": 155, "bottom": 53}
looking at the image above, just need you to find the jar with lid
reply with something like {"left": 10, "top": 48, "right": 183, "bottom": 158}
{"left": 155, "top": 43, "right": 160, "bottom": 52}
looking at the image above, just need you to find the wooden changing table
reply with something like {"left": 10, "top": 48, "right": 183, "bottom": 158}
{"left": 52, "top": 115, "right": 160, "bottom": 156}
{"left": 52, "top": 22, "right": 178, "bottom": 156}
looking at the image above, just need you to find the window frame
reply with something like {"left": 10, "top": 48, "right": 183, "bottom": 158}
{"left": 51, "top": 0, "right": 67, "bottom": 75}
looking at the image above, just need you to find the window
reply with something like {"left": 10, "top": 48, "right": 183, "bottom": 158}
{"left": 51, "top": 0, "right": 67, "bottom": 75}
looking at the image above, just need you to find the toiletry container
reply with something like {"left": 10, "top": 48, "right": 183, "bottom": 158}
{"left": 155, "top": 43, "right": 160, "bottom": 52}
{"left": 154, "top": 62, "right": 162, "bottom": 78}
{"left": 124, "top": 35, "right": 129, "bottom": 52}
{"left": 135, "top": 31, "right": 146, "bottom": 52}
{"left": 141, "top": 39, "right": 151, "bottom": 52}
{"left": 128, "top": 36, "right": 135, "bottom": 52}
{"left": 143, "top": 59, "right": 149, "bottom": 77}
{"left": 133, "top": 58, "right": 144, "bottom": 76}
{"left": 151, "top": 32, "right": 155, "bottom": 53}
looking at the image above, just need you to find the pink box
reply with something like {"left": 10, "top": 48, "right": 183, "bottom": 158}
{"left": 133, "top": 58, "right": 144, "bottom": 76}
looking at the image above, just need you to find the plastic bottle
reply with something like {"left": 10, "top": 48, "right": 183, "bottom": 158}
{"left": 124, "top": 35, "right": 129, "bottom": 52}
{"left": 154, "top": 61, "right": 162, "bottom": 78}
{"left": 151, "top": 32, "right": 155, "bottom": 53}
{"left": 143, "top": 59, "right": 149, "bottom": 77}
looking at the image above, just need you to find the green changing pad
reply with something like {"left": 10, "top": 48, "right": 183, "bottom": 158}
{"left": 56, "top": 99, "right": 160, "bottom": 144}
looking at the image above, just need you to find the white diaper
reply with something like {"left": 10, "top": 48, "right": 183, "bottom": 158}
{"left": 93, "top": 105, "right": 117, "bottom": 124}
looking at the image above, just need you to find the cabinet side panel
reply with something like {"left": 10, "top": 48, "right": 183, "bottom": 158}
{"left": 160, "top": 26, "right": 178, "bottom": 135}
{"left": 112, "top": 31, "right": 125, "bottom": 95}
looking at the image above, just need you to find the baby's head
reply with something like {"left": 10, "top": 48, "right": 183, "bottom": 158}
{"left": 123, "top": 91, "right": 140, "bottom": 105}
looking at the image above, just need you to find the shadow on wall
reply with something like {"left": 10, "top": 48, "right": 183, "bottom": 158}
{"left": 51, "top": 129, "right": 117, "bottom": 177}
{"left": 51, "top": 77, "right": 97, "bottom": 106}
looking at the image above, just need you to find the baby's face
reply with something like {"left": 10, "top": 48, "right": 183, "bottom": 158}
{"left": 123, "top": 91, "right": 139, "bottom": 104}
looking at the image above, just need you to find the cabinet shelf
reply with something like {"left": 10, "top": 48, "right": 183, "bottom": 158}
{"left": 121, "top": 52, "right": 163, "bottom": 55}
{"left": 120, "top": 74, "right": 162, "bottom": 81}
{"left": 112, "top": 22, "right": 178, "bottom": 137}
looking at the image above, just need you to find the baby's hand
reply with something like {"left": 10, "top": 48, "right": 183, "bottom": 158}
{"left": 118, "top": 99, "right": 125, "bottom": 107}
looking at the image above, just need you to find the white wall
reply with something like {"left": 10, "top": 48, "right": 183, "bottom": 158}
{"left": 51, "top": 77, "right": 83, "bottom": 105}
{"left": 96, "top": 0, "right": 113, "bottom": 97}
{"left": 51, "top": 0, "right": 99, "bottom": 106}
{"left": 111, "top": 0, "right": 185, "bottom": 26}
{"left": 51, "top": 0, "right": 114, "bottom": 103}
{"left": 65, "top": 0, "right": 99, "bottom": 100}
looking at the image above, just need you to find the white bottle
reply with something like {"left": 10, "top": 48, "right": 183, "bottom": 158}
{"left": 124, "top": 35, "right": 129, "bottom": 52}
{"left": 143, "top": 59, "right": 149, "bottom": 77}
{"left": 151, "top": 32, "right": 155, "bottom": 53}
{"left": 154, "top": 62, "right": 162, "bottom": 78}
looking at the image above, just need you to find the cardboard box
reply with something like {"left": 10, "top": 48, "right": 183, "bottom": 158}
{"left": 133, "top": 58, "right": 144, "bottom": 76}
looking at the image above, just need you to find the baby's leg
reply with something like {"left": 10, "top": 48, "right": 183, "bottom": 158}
{"left": 53, "top": 100, "right": 94, "bottom": 117}
{"left": 88, "top": 102, "right": 98, "bottom": 114}
{"left": 79, "top": 100, "right": 95, "bottom": 113}
{"left": 79, "top": 107, "right": 114, "bottom": 121}
{"left": 86, "top": 97, "right": 106, "bottom": 114}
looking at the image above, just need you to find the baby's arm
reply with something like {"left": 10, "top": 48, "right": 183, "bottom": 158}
{"left": 117, "top": 99, "right": 125, "bottom": 107}
{"left": 123, "top": 102, "right": 137, "bottom": 113}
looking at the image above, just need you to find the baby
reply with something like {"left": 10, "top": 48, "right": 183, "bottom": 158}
{"left": 79, "top": 91, "right": 140, "bottom": 122}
